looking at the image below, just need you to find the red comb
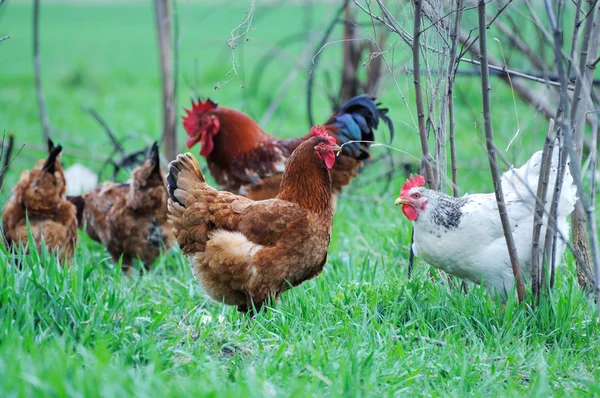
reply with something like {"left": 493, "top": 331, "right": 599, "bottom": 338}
{"left": 401, "top": 174, "right": 425, "bottom": 194}
{"left": 182, "top": 98, "right": 218, "bottom": 135}
{"left": 310, "top": 125, "right": 336, "bottom": 146}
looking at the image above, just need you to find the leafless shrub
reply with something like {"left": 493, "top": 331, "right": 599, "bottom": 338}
{"left": 355, "top": 0, "right": 600, "bottom": 310}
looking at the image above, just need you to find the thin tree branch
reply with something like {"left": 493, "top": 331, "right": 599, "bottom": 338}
{"left": 412, "top": 0, "right": 436, "bottom": 188}
{"left": 33, "top": 0, "right": 51, "bottom": 142}
{"left": 0, "top": 132, "right": 15, "bottom": 188}
{"left": 544, "top": 0, "right": 600, "bottom": 312}
{"left": 83, "top": 108, "right": 126, "bottom": 156}
{"left": 155, "top": 0, "right": 177, "bottom": 161}
{"left": 447, "top": 0, "right": 464, "bottom": 198}
{"left": 478, "top": 0, "right": 525, "bottom": 303}
{"left": 0, "top": 35, "right": 10, "bottom": 44}
{"left": 459, "top": 57, "right": 574, "bottom": 89}
{"left": 531, "top": 119, "right": 555, "bottom": 304}
{"left": 568, "top": 0, "right": 599, "bottom": 289}
{"left": 307, "top": 0, "right": 349, "bottom": 126}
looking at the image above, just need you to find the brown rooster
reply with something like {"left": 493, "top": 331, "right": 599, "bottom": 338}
{"left": 167, "top": 126, "right": 340, "bottom": 313}
{"left": 2, "top": 139, "right": 78, "bottom": 264}
{"left": 182, "top": 94, "right": 393, "bottom": 201}
{"left": 68, "top": 142, "right": 174, "bottom": 273}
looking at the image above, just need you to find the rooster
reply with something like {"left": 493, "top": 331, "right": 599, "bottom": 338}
{"left": 395, "top": 147, "right": 577, "bottom": 300}
{"left": 2, "top": 139, "right": 78, "bottom": 264}
{"left": 182, "top": 94, "right": 393, "bottom": 201}
{"left": 167, "top": 126, "right": 339, "bottom": 313}
{"left": 68, "top": 142, "right": 174, "bottom": 273}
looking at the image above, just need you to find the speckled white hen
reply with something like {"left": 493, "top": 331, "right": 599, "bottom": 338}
{"left": 395, "top": 146, "right": 577, "bottom": 300}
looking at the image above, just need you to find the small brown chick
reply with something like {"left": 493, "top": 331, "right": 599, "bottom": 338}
{"left": 68, "top": 142, "right": 174, "bottom": 273}
{"left": 2, "top": 139, "right": 78, "bottom": 264}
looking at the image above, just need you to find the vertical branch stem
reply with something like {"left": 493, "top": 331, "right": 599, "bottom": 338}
{"left": 33, "top": 0, "right": 51, "bottom": 142}
{"left": 531, "top": 119, "right": 555, "bottom": 303}
{"left": 155, "top": 0, "right": 177, "bottom": 161}
{"left": 412, "top": 0, "right": 436, "bottom": 188}
{"left": 478, "top": 0, "right": 526, "bottom": 303}
{"left": 447, "top": 0, "right": 464, "bottom": 197}
{"left": 544, "top": 0, "right": 600, "bottom": 314}
{"left": 569, "top": 0, "right": 599, "bottom": 289}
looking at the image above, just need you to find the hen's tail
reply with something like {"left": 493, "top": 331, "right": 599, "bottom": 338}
{"left": 166, "top": 153, "right": 206, "bottom": 207}
{"left": 166, "top": 153, "right": 213, "bottom": 254}
{"left": 501, "top": 143, "right": 577, "bottom": 217}
{"left": 325, "top": 94, "right": 394, "bottom": 160}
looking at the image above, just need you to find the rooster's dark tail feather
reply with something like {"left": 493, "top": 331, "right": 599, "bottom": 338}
{"left": 326, "top": 94, "right": 394, "bottom": 160}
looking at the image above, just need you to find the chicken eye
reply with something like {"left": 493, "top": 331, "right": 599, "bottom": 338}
{"left": 412, "top": 193, "right": 421, "bottom": 199}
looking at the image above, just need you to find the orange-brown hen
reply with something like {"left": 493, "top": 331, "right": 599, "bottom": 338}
{"left": 167, "top": 126, "right": 340, "bottom": 313}
{"left": 2, "top": 139, "right": 78, "bottom": 264}
{"left": 68, "top": 142, "right": 174, "bottom": 272}
{"left": 183, "top": 94, "right": 394, "bottom": 201}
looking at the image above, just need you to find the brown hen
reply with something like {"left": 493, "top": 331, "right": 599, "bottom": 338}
{"left": 68, "top": 142, "right": 174, "bottom": 272}
{"left": 167, "top": 126, "right": 340, "bottom": 313}
{"left": 2, "top": 139, "right": 78, "bottom": 264}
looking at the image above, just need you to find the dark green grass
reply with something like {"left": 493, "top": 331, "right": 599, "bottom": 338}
{"left": 1, "top": 1, "right": 599, "bottom": 396}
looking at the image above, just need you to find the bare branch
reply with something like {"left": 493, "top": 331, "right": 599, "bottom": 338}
{"left": 83, "top": 108, "right": 126, "bottom": 156}
{"left": 0, "top": 132, "right": 15, "bottom": 188}
{"left": 459, "top": 57, "right": 573, "bottom": 89}
{"left": 307, "top": 0, "right": 349, "bottom": 126}
{"left": 531, "top": 119, "right": 555, "bottom": 303}
{"left": 478, "top": 0, "right": 525, "bottom": 303}
{"left": 412, "top": 0, "right": 436, "bottom": 188}
{"left": 446, "top": 0, "right": 465, "bottom": 197}
{"left": 33, "top": 0, "right": 51, "bottom": 142}
{"left": 0, "top": 35, "right": 10, "bottom": 44}
{"left": 568, "top": 0, "right": 599, "bottom": 289}
{"left": 154, "top": 0, "right": 177, "bottom": 161}
{"left": 544, "top": 0, "right": 600, "bottom": 313}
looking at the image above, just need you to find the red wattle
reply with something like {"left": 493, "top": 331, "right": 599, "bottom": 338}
{"left": 324, "top": 151, "right": 336, "bottom": 169}
{"left": 199, "top": 131, "right": 214, "bottom": 156}
{"left": 402, "top": 204, "right": 418, "bottom": 221}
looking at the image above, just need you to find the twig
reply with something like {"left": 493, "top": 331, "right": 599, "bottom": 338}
{"left": 531, "top": 119, "right": 555, "bottom": 304}
{"left": 154, "top": 0, "right": 177, "bottom": 161}
{"left": 589, "top": 55, "right": 600, "bottom": 69}
{"left": 489, "top": 16, "right": 548, "bottom": 72}
{"left": 412, "top": 0, "right": 436, "bottom": 188}
{"left": 457, "top": 0, "right": 514, "bottom": 59}
{"left": 544, "top": 0, "right": 600, "bottom": 313}
{"left": 408, "top": 226, "right": 415, "bottom": 279}
{"left": 0, "top": 132, "right": 15, "bottom": 188}
{"left": 83, "top": 108, "right": 126, "bottom": 155}
{"left": 307, "top": 0, "right": 349, "bottom": 126}
{"left": 459, "top": 57, "right": 573, "bottom": 89}
{"left": 568, "top": 0, "right": 599, "bottom": 289}
{"left": 457, "top": 27, "right": 559, "bottom": 128}
{"left": 478, "top": 0, "right": 525, "bottom": 303}
{"left": 447, "top": 0, "right": 464, "bottom": 197}
{"left": 566, "top": 0, "right": 584, "bottom": 78}
{"left": 0, "top": 35, "right": 10, "bottom": 44}
{"left": 33, "top": 0, "right": 51, "bottom": 142}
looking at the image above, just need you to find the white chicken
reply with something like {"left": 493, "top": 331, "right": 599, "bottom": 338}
{"left": 395, "top": 146, "right": 578, "bottom": 300}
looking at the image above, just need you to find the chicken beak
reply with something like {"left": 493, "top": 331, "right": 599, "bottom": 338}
{"left": 331, "top": 144, "right": 342, "bottom": 153}
{"left": 394, "top": 197, "right": 409, "bottom": 206}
